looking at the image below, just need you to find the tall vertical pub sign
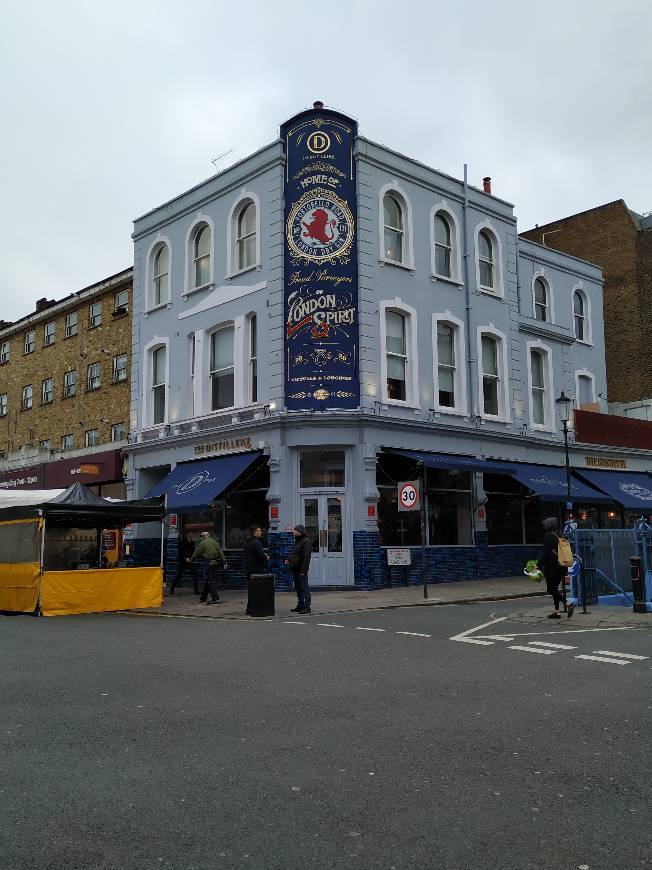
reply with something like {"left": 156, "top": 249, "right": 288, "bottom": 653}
{"left": 281, "top": 103, "right": 359, "bottom": 410}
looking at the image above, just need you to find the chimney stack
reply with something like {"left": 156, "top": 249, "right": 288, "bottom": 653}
{"left": 313, "top": 101, "right": 324, "bottom": 111}
{"left": 483, "top": 176, "right": 492, "bottom": 195}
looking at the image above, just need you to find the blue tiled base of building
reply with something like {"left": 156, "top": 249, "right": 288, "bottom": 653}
{"left": 353, "top": 530, "right": 539, "bottom": 590}
{"left": 135, "top": 531, "right": 299, "bottom": 592}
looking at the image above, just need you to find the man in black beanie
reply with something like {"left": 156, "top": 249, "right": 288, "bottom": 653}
{"left": 286, "top": 524, "right": 312, "bottom": 614}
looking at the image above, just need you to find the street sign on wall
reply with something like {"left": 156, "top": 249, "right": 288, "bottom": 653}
{"left": 398, "top": 480, "right": 420, "bottom": 512}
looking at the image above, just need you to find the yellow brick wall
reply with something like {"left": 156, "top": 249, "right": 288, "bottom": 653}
{"left": 0, "top": 277, "right": 132, "bottom": 455}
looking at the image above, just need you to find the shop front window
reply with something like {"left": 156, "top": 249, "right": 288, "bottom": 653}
{"left": 485, "top": 473, "right": 548, "bottom": 545}
{"left": 426, "top": 469, "right": 473, "bottom": 546}
{"left": 300, "top": 450, "right": 345, "bottom": 488}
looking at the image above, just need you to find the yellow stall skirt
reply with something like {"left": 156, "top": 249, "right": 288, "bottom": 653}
{"left": 0, "top": 562, "right": 40, "bottom": 613}
{"left": 40, "top": 567, "right": 163, "bottom": 617}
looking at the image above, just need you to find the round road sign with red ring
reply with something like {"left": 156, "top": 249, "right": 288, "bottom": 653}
{"left": 398, "top": 481, "right": 420, "bottom": 512}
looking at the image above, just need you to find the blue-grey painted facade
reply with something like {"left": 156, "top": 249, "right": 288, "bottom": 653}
{"left": 126, "top": 106, "right": 651, "bottom": 591}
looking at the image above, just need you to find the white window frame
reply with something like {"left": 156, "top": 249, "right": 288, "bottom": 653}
{"left": 247, "top": 313, "right": 258, "bottom": 404}
{"left": 379, "top": 299, "right": 419, "bottom": 408}
{"left": 63, "top": 370, "right": 77, "bottom": 397}
{"left": 87, "top": 362, "right": 101, "bottom": 391}
{"left": 226, "top": 192, "right": 261, "bottom": 278}
{"left": 112, "top": 353, "right": 128, "bottom": 383}
{"left": 474, "top": 221, "right": 504, "bottom": 298}
{"left": 432, "top": 312, "right": 468, "bottom": 416}
{"left": 111, "top": 422, "right": 127, "bottom": 442}
{"left": 61, "top": 433, "right": 73, "bottom": 450}
{"left": 89, "top": 301, "right": 102, "bottom": 328}
{"left": 41, "top": 377, "right": 53, "bottom": 404}
{"left": 532, "top": 271, "right": 555, "bottom": 323}
{"left": 572, "top": 285, "right": 592, "bottom": 344}
{"left": 114, "top": 288, "right": 129, "bottom": 312}
{"left": 208, "top": 322, "right": 236, "bottom": 413}
{"left": 142, "top": 337, "right": 169, "bottom": 427}
{"left": 0, "top": 394, "right": 7, "bottom": 416}
{"left": 430, "top": 203, "right": 462, "bottom": 283}
{"left": 526, "top": 340, "right": 555, "bottom": 432}
{"left": 24, "top": 330, "right": 35, "bottom": 354}
{"left": 43, "top": 321, "right": 56, "bottom": 346}
{"left": 476, "top": 325, "right": 511, "bottom": 422}
{"left": 85, "top": 429, "right": 100, "bottom": 448}
{"left": 0, "top": 341, "right": 10, "bottom": 363}
{"left": 378, "top": 182, "right": 414, "bottom": 270}
{"left": 65, "top": 312, "right": 78, "bottom": 337}
{"left": 145, "top": 236, "right": 172, "bottom": 310}
{"left": 575, "top": 369, "right": 597, "bottom": 408}
{"left": 22, "top": 385, "right": 33, "bottom": 410}
{"left": 184, "top": 216, "right": 215, "bottom": 295}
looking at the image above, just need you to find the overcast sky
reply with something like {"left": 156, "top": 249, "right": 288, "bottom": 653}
{"left": 2, "top": 0, "right": 651, "bottom": 321}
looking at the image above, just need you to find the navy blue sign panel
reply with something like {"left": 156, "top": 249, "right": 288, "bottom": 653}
{"left": 281, "top": 106, "right": 359, "bottom": 410}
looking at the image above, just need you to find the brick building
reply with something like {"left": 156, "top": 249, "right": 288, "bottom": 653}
{"left": 521, "top": 200, "right": 652, "bottom": 406}
{"left": 0, "top": 269, "right": 132, "bottom": 496}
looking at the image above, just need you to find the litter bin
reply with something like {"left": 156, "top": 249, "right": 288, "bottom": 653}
{"left": 246, "top": 573, "right": 275, "bottom": 617}
{"left": 630, "top": 556, "right": 646, "bottom": 614}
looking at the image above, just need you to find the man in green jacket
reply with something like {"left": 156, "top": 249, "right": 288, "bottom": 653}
{"left": 191, "top": 531, "right": 229, "bottom": 605}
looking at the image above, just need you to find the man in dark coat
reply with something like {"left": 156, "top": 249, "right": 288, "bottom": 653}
{"left": 169, "top": 531, "right": 199, "bottom": 595}
{"left": 242, "top": 525, "right": 268, "bottom": 578}
{"left": 286, "top": 524, "right": 313, "bottom": 614}
{"left": 537, "top": 517, "right": 574, "bottom": 619}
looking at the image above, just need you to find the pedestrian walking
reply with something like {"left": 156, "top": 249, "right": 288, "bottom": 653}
{"left": 191, "top": 531, "right": 229, "bottom": 605}
{"left": 169, "top": 531, "right": 199, "bottom": 595}
{"left": 286, "top": 524, "right": 312, "bottom": 614}
{"left": 537, "top": 517, "right": 574, "bottom": 619}
{"left": 242, "top": 525, "right": 269, "bottom": 578}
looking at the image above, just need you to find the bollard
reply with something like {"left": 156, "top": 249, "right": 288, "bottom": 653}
{"left": 630, "top": 556, "right": 646, "bottom": 614}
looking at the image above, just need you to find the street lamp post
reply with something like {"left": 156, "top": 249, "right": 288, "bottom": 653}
{"left": 555, "top": 390, "right": 573, "bottom": 517}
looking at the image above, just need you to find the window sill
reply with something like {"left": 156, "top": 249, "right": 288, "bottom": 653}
{"left": 432, "top": 406, "right": 469, "bottom": 418}
{"left": 85, "top": 386, "right": 101, "bottom": 393}
{"left": 575, "top": 338, "right": 594, "bottom": 347}
{"left": 381, "top": 397, "right": 421, "bottom": 410}
{"left": 88, "top": 322, "right": 102, "bottom": 330}
{"left": 40, "top": 401, "right": 53, "bottom": 406}
{"left": 477, "top": 287, "right": 504, "bottom": 300}
{"left": 111, "top": 378, "right": 128, "bottom": 385}
{"left": 530, "top": 424, "right": 557, "bottom": 434}
{"left": 225, "top": 264, "right": 259, "bottom": 281}
{"left": 63, "top": 332, "right": 79, "bottom": 340}
{"left": 182, "top": 282, "right": 214, "bottom": 300}
{"left": 143, "top": 302, "right": 172, "bottom": 316}
{"left": 62, "top": 393, "right": 76, "bottom": 399}
{"left": 42, "top": 342, "right": 55, "bottom": 348}
{"left": 23, "top": 351, "right": 35, "bottom": 356}
{"left": 431, "top": 274, "right": 463, "bottom": 288}
{"left": 379, "top": 258, "right": 415, "bottom": 273}
{"left": 20, "top": 406, "right": 33, "bottom": 412}
{"left": 112, "top": 309, "right": 129, "bottom": 319}
{"left": 478, "top": 413, "right": 510, "bottom": 424}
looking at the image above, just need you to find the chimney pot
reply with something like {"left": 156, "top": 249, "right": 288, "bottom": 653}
{"left": 313, "top": 101, "right": 324, "bottom": 111}
{"left": 483, "top": 176, "right": 492, "bottom": 194}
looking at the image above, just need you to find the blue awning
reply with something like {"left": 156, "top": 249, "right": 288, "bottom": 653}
{"left": 498, "top": 463, "right": 612, "bottom": 502}
{"left": 147, "top": 452, "right": 262, "bottom": 509}
{"left": 574, "top": 469, "right": 652, "bottom": 510}
{"left": 387, "top": 449, "right": 510, "bottom": 474}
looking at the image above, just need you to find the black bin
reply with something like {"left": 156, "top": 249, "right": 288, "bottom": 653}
{"left": 246, "top": 573, "right": 275, "bottom": 617}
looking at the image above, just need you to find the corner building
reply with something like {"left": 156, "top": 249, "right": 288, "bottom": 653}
{"left": 127, "top": 104, "right": 652, "bottom": 589}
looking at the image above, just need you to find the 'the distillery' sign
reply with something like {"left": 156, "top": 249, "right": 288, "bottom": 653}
{"left": 281, "top": 103, "right": 359, "bottom": 410}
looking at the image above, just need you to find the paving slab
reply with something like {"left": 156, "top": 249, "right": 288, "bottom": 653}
{"left": 125, "top": 576, "right": 546, "bottom": 620}
{"left": 505, "top": 603, "right": 652, "bottom": 630}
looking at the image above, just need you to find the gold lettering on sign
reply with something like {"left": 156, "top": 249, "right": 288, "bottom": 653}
{"left": 194, "top": 437, "right": 252, "bottom": 456}
{"left": 585, "top": 456, "right": 628, "bottom": 470}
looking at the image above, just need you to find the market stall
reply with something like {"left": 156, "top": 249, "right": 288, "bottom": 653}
{"left": 0, "top": 483, "right": 165, "bottom": 616}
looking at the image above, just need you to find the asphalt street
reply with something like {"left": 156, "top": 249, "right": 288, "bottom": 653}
{"left": 1, "top": 600, "right": 650, "bottom": 870}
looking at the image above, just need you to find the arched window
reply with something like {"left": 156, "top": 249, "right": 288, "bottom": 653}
{"left": 533, "top": 278, "right": 549, "bottom": 322}
{"left": 530, "top": 350, "right": 546, "bottom": 425}
{"left": 434, "top": 213, "right": 452, "bottom": 278}
{"left": 478, "top": 231, "right": 494, "bottom": 290}
{"left": 237, "top": 202, "right": 256, "bottom": 271}
{"left": 152, "top": 245, "right": 169, "bottom": 306}
{"left": 481, "top": 334, "right": 500, "bottom": 416}
{"left": 383, "top": 194, "right": 404, "bottom": 263}
{"left": 193, "top": 225, "right": 211, "bottom": 288}
{"left": 573, "top": 290, "right": 586, "bottom": 340}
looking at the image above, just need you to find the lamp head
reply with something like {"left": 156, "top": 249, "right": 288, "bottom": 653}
{"left": 555, "top": 390, "right": 572, "bottom": 424}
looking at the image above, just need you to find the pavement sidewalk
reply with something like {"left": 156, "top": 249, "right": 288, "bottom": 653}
{"left": 505, "top": 602, "right": 652, "bottom": 630}
{"left": 129, "top": 576, "right": 546, "bottom": 620}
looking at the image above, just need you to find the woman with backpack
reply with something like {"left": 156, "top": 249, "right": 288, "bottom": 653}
{"left": 537, "top": 517, "right": 575, "bottom": 619}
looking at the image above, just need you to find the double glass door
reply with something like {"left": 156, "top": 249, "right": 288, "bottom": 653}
{"left": 301, "top": 494, "right": 346, "bottom": 586}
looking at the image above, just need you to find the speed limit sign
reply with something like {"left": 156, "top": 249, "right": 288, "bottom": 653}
{"left": 398, "top": 480, "right": 420, "bottom": 512}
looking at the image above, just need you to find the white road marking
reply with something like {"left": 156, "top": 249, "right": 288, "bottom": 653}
{"left": 592, "top": 651, "right": 648, "bottom": 661}
{"left": 396, "top": 631, "right": 431, "bottom": 638}
{"left": 317, "top": 623, "right": 345, "bottom": 628}
{"left": 575, "top": 654, "right": 629, "bottom": 665}
{"left": 527, "top": 641, "right": 577, "bottom": 650}
{"left": 483, "top": 635, "right": 516, "bottom": 642}
{"left": 355, "top": 627, "right": 386, "bottom": 632}
{"left": 508, "top": 645, "right": 557, "bottom": 655}
{"left": 283, "top": 621, "right": 306, "bottom": 625}
{"left": 457, "top": 638, "right": 494, "bottom": 646}
{"left": 475, "top": 626, "right": 640, "bottom": 640}
{"left": 449, "top": 616, "right": 507, "bottom": 644}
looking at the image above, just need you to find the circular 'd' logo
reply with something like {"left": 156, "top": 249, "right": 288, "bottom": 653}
{"left": 173, "top": 469, "right": 217, "bottom": 495}
{"left": 399, "top": 482, "right": 419, "bottom": 511}
{"left": 287, "top": 187, "right": 354, "bottom": 263}
{"left": 307, "top": 131, "right": 331, "bottom": 154}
